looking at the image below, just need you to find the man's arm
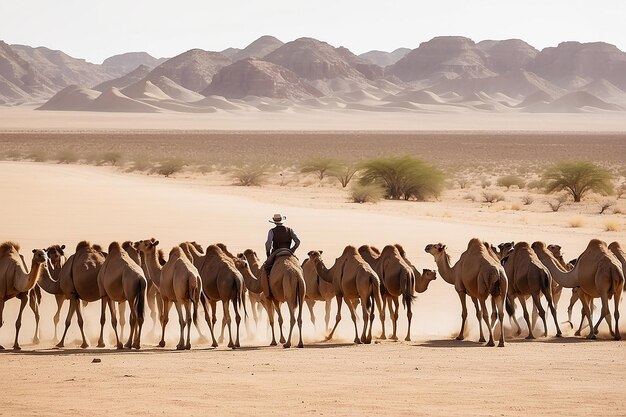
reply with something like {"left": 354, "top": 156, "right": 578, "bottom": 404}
{"left": 290, "top": 229, "right": 301, "bottom": 253}
{"left": 265, "top": 229, "right": 273, "bottom": 257}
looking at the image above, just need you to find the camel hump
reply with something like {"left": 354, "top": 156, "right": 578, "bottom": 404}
{"left": 608, "top": 241, "right": 622, "bottom": 252}
{"left": 587, "top": 239, "right": 607, "bottom": 250}
{"left": 206, "top": 244, "right": 224, "bottom": 257}
{"left": 243, "top": 248, "right": 256, "bottom": 257}
{"left": 514, "top": 241, "right": 530, "bottom": 250}
{"left": 121, "top": 241, "right": 135, "bottom": 252}
{"left": 468, "top": 238, "right": 483, "bottom": 248}
{"left": 169, "top": 246, "right": 185, "bottom": 260}
{"left": 394, "top": 244, "right": 407, "bottom": 258}
{"left": 108, "top": 241, "right": 123, "bottom": 255}
{"left": 0, "top": 241, "right": 20, "bottom": 258}
{"left": 75, "top": 240, "right": 92, "bottom": 252}
{"left": 381, "top": 245, "right": 400, "bottom": 257}
{"left": 342, "top": 245, "right": 359, "bottom": 257}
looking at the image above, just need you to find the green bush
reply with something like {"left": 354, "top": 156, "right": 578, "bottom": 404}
{"left": 330, "top": 163, "right": 359, "bottom": 188}
{"left": 542, "top": 161, "right": 613, "bottom": 202}
{"left": 300, "top": 158, "right": 341, "bottom": 180}
{"left": 232, "top": 165, "right": 267, "bottom": 186}
{"left": 359, "top": 155, "right": 444, "bottom": 201}
{"left": 350, "top": 183, "right": 385, "bottom": 203}
{"left": 497, "top": 175, "right": 525, "bottom": 189}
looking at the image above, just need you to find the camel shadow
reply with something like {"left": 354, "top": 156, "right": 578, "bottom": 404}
{"left": 1, "top": 346, "right": 207, "bottom": 356}
{"left": 414, "top": 339, "right": 486, "bottom": 348}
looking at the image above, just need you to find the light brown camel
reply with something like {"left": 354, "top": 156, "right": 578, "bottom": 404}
{"left": 240, "top": 249, "right": 269, "bottom": 329}
{"left": 532, "top": 240, "right": 623, "bottom": 340}
{"left": 38, "top": 241, "right": 106, "bottom": 348}
{"left": 301, "top": 255, "right": 336, "bottom": 332}
{"left": 236, "top": 248, "right": 304, "bottom": 348}
{"left": 502, "top": 242, "right": 561, "bottom": 339}
{"left": 0, "top": 242, "right": 48, "bottom": 350}
{"left": 425, "top": 239, "right": 508, "bottom": 347}
{"left": 496, "top": 242, "right": 514, "bottom": 260}
{"left": 359, "top": 244, "right": 416, "bottom": 341}
{"left": 96, "top": 242, "right": 147, "bottom": 349}
{"left": 44, "top": 244, "right": 68, "bottom": 342}
{"left": 307, "top": 246, "right": 382, "bottom": 344}
{"left": 196, "top": 244, "right": 245, "bottom": 348}
{"left": 608, "top": 242, "right": 626, "bottom": 280}
{"left": 394, "top": 244, "right": 439, "bottom": 295}
{"left": 547, "top": 244, "right": 587, "bottom": 331}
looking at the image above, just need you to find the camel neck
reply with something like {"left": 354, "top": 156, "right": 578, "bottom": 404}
{"left": 38, "top": 262, "right": 62, "bottom": 295}
{"left": 16, "top": 259, "right": 42, "bottom": 293}
{"left": 536, "top": 251, "right": 579, "bottom": 288}
{"left": 415, "top": 275, "right": 431, "bottom": 293}
{"left": 144, "top": 248, "right": 162, "bottom": 287}
{"left": 435, "top": 254, "right": 456, "bottom": 286}
{"left": 240, "top": 263, "right": 263, "bottom": 294}
{"left": 313, "top": 259, "right": 333, "bottom": 284}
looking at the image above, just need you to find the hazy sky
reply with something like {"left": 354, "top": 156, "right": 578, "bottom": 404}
{"left": 1, "top": 0, "right": 625, "bottom": 63}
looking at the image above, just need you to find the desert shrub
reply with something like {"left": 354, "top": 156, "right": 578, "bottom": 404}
{"left": 568, "top": 216, "right": 585, "bottom": 228}
{"left": 359, "top": 155, "right": 444, "bottom": 201}
{"left": 195, "top": 164, "right": 214, "bottom": 175}
{"left": 457, "top": 177, "right": 470, "bottom": 189}
{"left": 26, "top": 150, "right": 48, "bottom": 162}
{"left": 599, "top": 200, "right": 616, "bottom": 214}
{"left": 497, "top": 175, "right": 525, "bottom": 190}
{"left": 100, "top": 152, "right": 123, "bottom": 166}
{"left": 126, "top": 158, "right": 152, "bottom": 172}
{"left": 613, "top": 206, "right": 624, "bottom": 215}
{"left": 155, "top": 158, "right": 185, "bottom": 177}
{"left": 616, "top": 183, "right": 626, "bottom": 199}
{"left": 56, "top": 149, "right": 78, "bottom": 164}
{"left": 330, "top": 163, "right": 359, "bottom": 188}
{"left": 526, "top": 179, "right": 543, "bottom": 190}
{"left": 603, "top": 219, "right": 622, "bottom": 232}
{"left": 510, "top": 203, "right": 521, "bottom": 211}
{"left": 546, "top": 195, "right": 568, "bottom": 212}
{"left": 3, "top": 150, "right": 21, "bottom": 160}
{"left": 480, "top": 178, "right": 492, "bottom": 189}
{"left": 521, "top": 195, "right": 534, "bottom": 205}
{"left": 542, "top": 161, "right": 614, "bottom": 202}
{"left": 463, "top": 193, "right": 477, "bottom": 202}
{"left": 300, "top": 158, "right": 341, "bottom": 181}
{"left": 350, "top": 183, "right": 385, "bottom": 203}
{"left": 231, "top": 165, "right": 267, "bottom": 186}
{"left": 482, "top": 191, "right": 505, "bottom": 203}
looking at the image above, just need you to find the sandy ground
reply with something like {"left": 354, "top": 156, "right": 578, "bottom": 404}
{"left": 2, "top": 105, "right": 626, "bottom": 131}
{"left": 1, "top": 161, "right": 625, "bottom": 416}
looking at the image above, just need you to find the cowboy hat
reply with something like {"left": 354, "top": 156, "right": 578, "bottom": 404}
{"left": 269, "top": 213, "right": 286, "bottom": 224}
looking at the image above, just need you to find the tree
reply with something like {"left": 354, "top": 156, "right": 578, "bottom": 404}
{"left": 497, "top": 175, "right": 525, "bottom": 190}
{"left": 359, "top": 155, "right": 444, "bottom": 201}
{"left": 300, "top": 158, "right": 341, "bottom": 181}
{"left": 331, "top": 163, "right": 359, "bottom": 188}
{"left": 542, "top": 161, "right": 614, "bottom": 202}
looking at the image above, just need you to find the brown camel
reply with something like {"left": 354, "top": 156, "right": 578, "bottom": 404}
{"left": 307, "top": 247, "right": 382, "bottom": 344}
{"left": 496, "top": 242, "right": 514, "bottom": 260}
{"left": 38, "top": 241, "right": 106, "bottom": 348}
{"left": 547, "top": 244, "right": 588, "bottom": 331}
{"left": 0, "top": 242, "right": 48, "bottom": 350}
{"left": 236, "top": 249, "right": 304, "bottom": 348}
{"left": 359, "top": 244, "right": 416, "bottom": 341}
{"left": 44, "top": 244, "right": 68, "bottom": 341}
{"left": 608, "top": 242, "right": 626, "bottom": 279}
{"left": 502, "top": 242, "right": 561, "bottom": 339}
{"left": 302, "top": 255, "right": 336, "bottom": 332}
{"left": 532, "top": 240, "right": 623, "bottom": 340}
{"left": 425, "top": 239, "right": 508, "bottom": 347}
{"left": 195, "top": 244, "right": 245, "bottom": 348}
{"left": 240, "top": 249, "right": 272, "bottom": 330}
{"left": 96, "top": 242, "right": 147, "bottom": 349}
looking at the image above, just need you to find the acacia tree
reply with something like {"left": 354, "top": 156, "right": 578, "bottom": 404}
{"left": 542, "top": 161, "right": 614, "bottom": 202}
{"left": 331, "top": 163, "right": 359, "bottom": 188}
{"left": 300, "top": 158, "right": 341, "bottom": 181}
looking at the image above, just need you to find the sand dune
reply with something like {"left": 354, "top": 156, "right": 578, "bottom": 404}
{"left": 89, "top": 87, "right": 161, "bottom": 113}
{"left": 37, "top": 85, "right": 100, "bottom": 110}
{"left": 524, "top": 91, "right": 623, "bottom": 113}
{"left": 121, "top": 79, "right": 172, "bottom": 100}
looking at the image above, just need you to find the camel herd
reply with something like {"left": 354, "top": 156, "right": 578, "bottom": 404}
{"left": 0, "top": 237, "right": 624, "bottom": 350}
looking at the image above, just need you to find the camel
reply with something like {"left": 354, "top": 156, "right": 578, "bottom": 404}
{"left": 307, "top": 247, "right": 382, "bottom": 344}
{"left": 235, "top": 248, "right": 304, "bottom": 348}
{"left": 547, "top": 244, "right": 588, "bottom": 331}
{"left": 195, "top": 244, "right": 245, "bottom": 348}
{"left": 532, "top": 240, "right": 623, "bottom": 340}
{"left": 96, "top": 242, "right": 147, "bottom": 349}
{"left": 240, "top": 250, "right": 269, "bottom": 329}
{"left": 502, "top": 242, "right": 561, "bottom": 339}
{"left": 608, "top": 242, "right": 626, "bottom": 279}
{"left": 38, "top": 241, "right": 106, "bottom": 348}
{"left": 425, "top": 239, "right": 508, "bottom": 347}
{"left": 0, "top": 242, "right": 48, "bottom": 350}
{"left": 359, "top": 244, "right": 416, "bottom": 341}
{"left": 496, "top": 242, "right": 514, "bottom": 260}
{"left": 301, "top": 256, "right": 336, "bottom": 332}
{"left": 43, "top": 244, "right": 68, "bottom": 341}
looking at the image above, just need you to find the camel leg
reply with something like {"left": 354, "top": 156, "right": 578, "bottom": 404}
{"left": 106, "top": 299, "right": 122, "bottom": 349}
{"left": 184, "top": 300, "right": 192, "bottom": 349}
{"left": 28, "top": 290, "right": 40, "bottom": 344}
{"left": 360, "top": 294, "right": 370, "bottom": 344}
{"left": 613, "top": 287, "right": 622, "bottom": 341}
{"left": 250, "top": 297, "right": 259, "bottom": 329}
{"left": 118, "top": 302, "right": 127, "bottom": 343}
{"left": 456, "top": 292, "right": 468, "bottom": 341}
{"left": 234, "top": 297, "right": 242, "bottom": 349}
{"left": 218, "top": 316, "right": 227, "bottom": 344}
{"left": 12, "top": 293, "right": 28, "bottom": 350}
{"left": 125, "top": 302, "right": 136, "bottom": 349}
{"left": 174, "top": 301, "right": 186, "bottom": 350}
{"left": 297, "top": 289, "right": 304, "bottom": 349}
{"left": 201, "top": 296, "right": 218, "bottom": 347}
{"left": 531, "top": 303, "right": 539, "bottom": 334}
{"left": 471, "top": 296, "right": 486, "bottom": 343}
{"left": 581, "top": 294, "right": 596, "bottom": 340}
{"left": 508, "top": 297, "right": 522, "bottom": 336}
{"left": 345, "top": 297, "right": 361, "bottom": 344}
{"left": 480, "top": 299, "right": 495, "bottom": 346}
{"left": 326, "top": 295, "right": 343, "bottom": 341}
{"left": 531, "top": 293, "right": 548, "bottom": 338}
{"left": 490, "top": 297, "right": 497, "bottom": 330}
{"left": 379, "top": 295, "right": 387, "bottom": 340}
{"left": 543, "top": 287, "right": 562, "bottom": 337}
{"left": 593, "top": 293, "right": 614, "bottom": 338}
{"left": 223, "top": 300, "right": 235, "bottom": 349}
{"left": 159, "top": 299, "right": 171, "bottom": 348}
{"left": 324, "top": 299, "right": 332, "bottom": 333}
{"left": 305, "top": 298, "right": 316, "bottom": 328}
{"left": 0, "top": 299, "right": 5, "bottom": 349}
{"left": 388, "top": 297, "right": 398, "bottom": 340}
{"left": 284, "top": 300, "right": 296, "bottom": 349}
{"left": 53, "top": 295, "right": 65, "bottom": 342}
{"left": 146, "top": 283, "right": 158, "bottom": 334}
{"left": 367, "top": 290, "right": 376, "bottom": 344}
{"left": 97, "top": 297, "right": 108, "bottom": 347}
{"left": 567, "top": 290, "right": 579, "bottom": 329}
{"left": 56, "top": 298, "right": 77, "bottom": 348}
{"left": 405, "top": 294, "right": 413, "bottom": 342}
{"left": 266, "top": 301, "right": 278, "bottom": 346}
{"left": 519, "top": 295, "right": 534, "bottom": 339}
{"left": 495, "top": 295, "right": 506, "bottom": 347}
{"left": 275, "top": 301, "right": 286, "bottom": 344}
{"left": 73, "top": 298, "right": 89, "bottom": 349}
{"left": 133, "top": 297, "right": 144, "bottom": 350}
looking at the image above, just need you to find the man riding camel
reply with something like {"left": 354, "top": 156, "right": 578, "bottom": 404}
{"left": 262, "top": 213, "right": 300, "bottom": 296}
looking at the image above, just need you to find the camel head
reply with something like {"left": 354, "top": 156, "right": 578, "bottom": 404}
{"left": 497, "top": 242, "right": 514, "bottom": 258}
{"left": 234, "top": 253, "right": 249, "bottom": 271}
{"left": 45, "top": 244, "right": 65, "bottom": 267}
{"left": 547, "top": 244, "right": 563, "bottom": 259}
{"left": 422, "top": 269, "right": 437, "bottom": 282}
{"left": 31, "top": 248, "right": 48, "bottom": 265}
{"left": 135, "top": 238, "right": 159, "bottom": 253}
{"left": 424, "top": 243, "right": 446, "bottom": 259}
{"left": 307, "top": 250, "right": 323, "bottom": 261}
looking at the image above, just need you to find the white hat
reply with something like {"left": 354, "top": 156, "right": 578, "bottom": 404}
{"left": 269, "top": 213, "right": 286, "bottom": 224}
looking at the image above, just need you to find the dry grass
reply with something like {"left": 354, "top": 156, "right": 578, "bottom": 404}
{"left": 603, "top": 219, "right": 622, "bottom": 232}
{"left": 567, "top": 216, "right": 585, "bottom": 228}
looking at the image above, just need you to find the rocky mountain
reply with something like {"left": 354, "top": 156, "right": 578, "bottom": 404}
{"left": 220, "top": 47, "right": 241, "bottom": 59}
{"left": 202, "top": 58, "right": 322, "bottom": 100}
{"left": 145, "top": 48, "right": 231, "bottom": 92}
{"left": 232, "top": 36, "right": 283, "bottom": 61}
{"left": 359, "top": 48, "right": 410, "bottom": 67}
{"left": 102, "top": 52, "right": 166, "bottom": 75}
{"left": 0, "top": 41, "right": 57, "bottom": 101}
{"left": 93, "top": 64, "right": 152, "bottom": 91}
{"left": 479, "top": 39, "right": 538, "bottom": 73}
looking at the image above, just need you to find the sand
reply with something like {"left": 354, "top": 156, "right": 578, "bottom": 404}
{"left": 1, "top": 160, "right": 625, "bottom": 416}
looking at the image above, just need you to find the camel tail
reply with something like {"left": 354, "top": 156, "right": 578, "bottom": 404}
{"left": 234, "top": 276, "right": 247, "bottom": 320}
{"left": 136, "top": 278, "right": 146, "bottom": 323}
{"left": 505, "top": 296, "right": 515, "bottom": 317}
{"left": 489, "top": 268, "right": 504, "bottom": 298}
{"left": 401, "top": 269, "right": 416, "bottom": 309}
{"left": 370, "top": 273, "right": 383, "bottom": 315}
{"left": 189, "top": 275, "right": 199, "bottom": 325}
{"left": 612, "top": 265, "right": 625, "bottom": 295}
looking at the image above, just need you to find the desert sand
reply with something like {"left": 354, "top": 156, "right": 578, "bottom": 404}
{"left": 1, "top": 160, "right": 625, "bottom": 416}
